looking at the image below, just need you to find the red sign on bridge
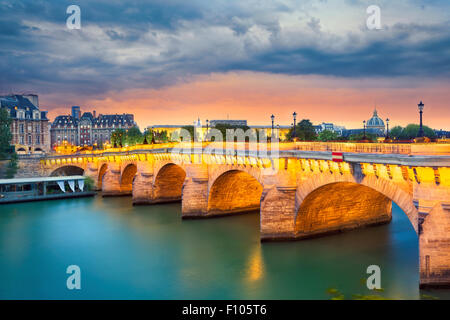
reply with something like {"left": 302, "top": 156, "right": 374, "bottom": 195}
{"left": 331, "top": 152, "right": 344, "bottom": 162}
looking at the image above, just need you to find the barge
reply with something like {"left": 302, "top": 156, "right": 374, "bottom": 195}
{"left": 0, "top": 176, "right": 95, "bottom": 204}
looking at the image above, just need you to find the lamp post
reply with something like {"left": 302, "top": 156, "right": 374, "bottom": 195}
{"left": 385, "top": 118, "right": 390, "bottom": 140}
{"left": 363, "top": 120, "right": 367, "bottom": 140}
{"left": 270, "top": 114, "right": 275, "bottom": 139}
{"left": 418, "top": 101, "right": 425, "bottom": 138}
{"left": 277, "top": 124, "right": 280, "bottom": 140}
{"left": 206, "top": 119, "right": 209, "bottom": 141}
{"left": 292, "top": 112, "right": 297, "bottom": 139}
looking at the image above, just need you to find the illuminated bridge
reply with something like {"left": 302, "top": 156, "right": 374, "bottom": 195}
{"left": 15, "top": 142, "right": 450, "bottom": 288}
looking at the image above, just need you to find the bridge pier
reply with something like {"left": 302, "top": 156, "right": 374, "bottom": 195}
{"left": 417, "top": 181, "right": 450, "bottom": 287}
{"left": 260, "top": 187, "right": 297, "bottom": 241}
{"left": 132, "top": 161, "right": 155, "bottom": 205}
{"left": 102, "top": 162, "right": 124, "bottom": 196}
{"left": 182, "top": 164, "right": 209, "bottom": 218}
{"left": 84, "top": 162, "right": 99, "bottom": 189}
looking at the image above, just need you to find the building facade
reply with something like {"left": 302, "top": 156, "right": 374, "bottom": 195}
{"left": 50, "top": 107, "right": 136, "bottom": 148}
{"left": 0, "top": 94, "right": 50, "bottom": 154}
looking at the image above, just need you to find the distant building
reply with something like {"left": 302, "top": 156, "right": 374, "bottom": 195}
{"left": 209, "top": 120, "right": 247, "bottom": 127}
{"left": 435, "top": 130, "right": 450, "bottom": 139}
{"left": 0, "top": 94, "right": 50, "bottom": 154}
{"left": 366, "top": 109, "right": 386, "bottom": 131}
{"left": 313, "top": 122, "right": 346, "bottom": 135}
{"left": 50, "top": 109, "right": 136, "bottom": 148}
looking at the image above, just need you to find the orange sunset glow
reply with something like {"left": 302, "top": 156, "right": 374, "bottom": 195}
{"left": 43, "top": 72, "right": 450, "bottom": 130}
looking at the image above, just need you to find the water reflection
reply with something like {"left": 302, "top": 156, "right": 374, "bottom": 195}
{"left": 0, "top": 196, "right": 447, "bottom": 299}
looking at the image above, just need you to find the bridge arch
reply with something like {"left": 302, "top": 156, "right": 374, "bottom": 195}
{"left": 153, "top": 163, "right": 186, "bottom": 203}
{"left": 207, "top": 169, "right": 263, "bottom": 215}
{"left": 120, "top": 163, "right": 137, "bottom": 194}
{"left": 50, "top": 165, "right": 84, "bottom": 177}
{"left": 97, "top": 163, "right": 108, "bottom": 189}
{"left": 295, "top": 173, "right": 419, "bottom": 236}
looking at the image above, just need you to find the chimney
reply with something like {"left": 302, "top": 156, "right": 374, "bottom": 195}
{"left": 93, "top": 110, "right": 96, "bottom": 118}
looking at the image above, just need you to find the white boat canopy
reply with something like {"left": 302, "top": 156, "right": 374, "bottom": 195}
{"left": 0, "top": 176, "right": 86, "bottom": 185}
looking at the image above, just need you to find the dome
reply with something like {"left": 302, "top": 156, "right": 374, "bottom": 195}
{"left": 366, "top": 109, "right": 385, "bottom": 128}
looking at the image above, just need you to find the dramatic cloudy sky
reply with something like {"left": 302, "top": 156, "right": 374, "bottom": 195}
{"left": 1, "top": 0, "right": 449, "bottom": 129}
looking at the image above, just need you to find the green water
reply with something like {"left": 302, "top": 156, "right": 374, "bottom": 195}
{"left": 0, "top": 195, "right": 448, "bottom": 299}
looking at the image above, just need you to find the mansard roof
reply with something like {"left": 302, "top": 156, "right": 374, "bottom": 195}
{"left": 0, "top": 95, "right": 48, "bottom": 120}
{"left": 51, "top": 112, "right": 135, "bottom": 128}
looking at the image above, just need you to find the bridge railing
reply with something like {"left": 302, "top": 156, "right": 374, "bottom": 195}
{"left": 293, "top": 142, "right": 450, "bottom": 155}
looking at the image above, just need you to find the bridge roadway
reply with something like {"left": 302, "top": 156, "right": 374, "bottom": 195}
{"left": 14, "top": 142, "right": 450, "bottom": 288}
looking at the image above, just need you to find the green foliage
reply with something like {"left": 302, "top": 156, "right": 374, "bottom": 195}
{"left": 180, "top": 125, "right": 195, "bottom": 142}
{"left": 389, "top": 124, "right": 436, "bottom": 140}
{"left": 111, "top": 129, "right": 126, "bottom": 147}
{"left": 286, "top": 119, "right": 317, "bottom": 141}
{"left": 389, "top": 126, "right": 403, "bottom": 139}
{"left": 5, "top": 152, "right": 18, "bottom": 178}
{"left": 213, "top": 124, "right": 250, "bottom": 141}
{"left": 84, "top": 176, "right": 95, "bottom": 191}
{"left": 318, "top": 130, "right": 341, "bottom": 142}
{"left": 156, "top": 130, "right": 169, "bottom": 143}
{"left": 124, "top": 126, "right": 143, "bottom": 146}
{"left": 143, "top": 129, "right": 154, "bottom": 144}
{"left": 0, "top": 108, "right": 13, "bottom": 160}
{"left": 348, "top": 132, "right": 378, "bottom": 142}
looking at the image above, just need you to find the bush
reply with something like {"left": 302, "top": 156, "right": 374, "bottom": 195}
{"left": 5, "top": 152, "right": 18, "bottom": 178}
{"left": 84, "top": 176, "right": 95, "bottom": 191}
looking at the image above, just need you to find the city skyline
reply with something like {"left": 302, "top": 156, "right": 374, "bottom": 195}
{"left": 1, "top": 1, "right": 449, "bottom": 130}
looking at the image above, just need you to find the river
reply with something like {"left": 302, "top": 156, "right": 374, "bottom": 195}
{"left": 0, "top": 195, "right": 448, "bottom": 299}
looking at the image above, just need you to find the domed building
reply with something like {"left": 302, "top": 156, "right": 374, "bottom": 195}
{"left": 366, "top": 109, "right": 385, "bottom": 131}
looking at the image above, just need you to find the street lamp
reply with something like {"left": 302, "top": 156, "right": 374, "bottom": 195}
{"left": 418, "top": 101, "right": 425, "bottom": 138}
{"left": 205, "top": 119, "right": 209, "bottom": 141}
{"left": 292, "top": 112, "right": 297, "bottom": 139}
{"left": 385, "top": 118, "right": 390, "bottom": 140}
{"left": 270, "top": 114, "right": 275, "bottom": 138}
{"left": 363, "top": 120, "right": 367, "bottom": 140}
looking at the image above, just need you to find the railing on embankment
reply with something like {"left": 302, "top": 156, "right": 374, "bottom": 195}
{"left": 292, "top": 142, "right": 450, "bottom": 155}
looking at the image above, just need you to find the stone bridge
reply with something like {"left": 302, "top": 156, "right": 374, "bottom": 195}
{"left": 16, "top": 142, "right": 450, "bottom": 288}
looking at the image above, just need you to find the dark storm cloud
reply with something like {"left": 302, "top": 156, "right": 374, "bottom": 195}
{"left": 0, "top": 0, "right": 449, "bottom": 96}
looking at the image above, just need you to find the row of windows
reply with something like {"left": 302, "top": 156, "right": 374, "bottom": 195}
{"left": 12, "top": 123, "right": 43, "bottom": 134}
{"left": 12, "top": 110, "right": 41, "bottom": 120}
{"left": 55, "top": 124, "right": 132, "bottom": 129}
{"left": 17, "top": 135, "right": 44, "bottom": 145}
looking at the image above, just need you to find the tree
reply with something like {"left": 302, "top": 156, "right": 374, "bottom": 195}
{"left": 389, "top": 124, "right": 436, "bottom": 140}
{"left": 389, "top": 126, "right": 403, "bottom": 139}
{"left": 174, "top": 125, "right": 195, "bottom": 142}
{"left": 158, "top": 130, "right": 169, "bottom": 143}
{"left": 402, "top": 124, "right": 436, "bottom": 139}
{"left": 286, "top": 119, "right": 317, "bottom": 141}
{"left": 125, "top": 126, "right": 143, "bottom": 146}
{"left": 0, "top": 108, "right": 13, "bottom": 160}
{"left": 212, "top": 124, "right": 258, "bottom": 142}
{"left": 348, "top": 132, "right": 378, "bottom": 142}
{"left": 5, "top": 152, "right": 18, "bottom": 178}
{"left": 143, "top": 129, "right": 154, "bottom": 144}
{"left": 318, "top": 130, "right": 341, "bottom": 142}
{"left": 111, "top": 129, "right": 126, "bottom": 147}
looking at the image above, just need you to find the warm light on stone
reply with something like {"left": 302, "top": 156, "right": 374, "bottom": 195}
{"left": 18, "top": 141, "right": 450, "bottom": 288}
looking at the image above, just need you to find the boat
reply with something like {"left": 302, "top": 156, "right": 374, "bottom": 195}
{"left": 0, "top": 176, "right": 95, "bottom": 204}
